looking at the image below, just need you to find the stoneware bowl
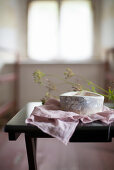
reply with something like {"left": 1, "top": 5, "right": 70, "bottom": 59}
{"left": 60, "top": 90, "right": 104, "bottom": 115}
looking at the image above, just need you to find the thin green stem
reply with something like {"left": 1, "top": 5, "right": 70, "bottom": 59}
{"left": 74, "top": 73, "right": 109, "bottom": 94}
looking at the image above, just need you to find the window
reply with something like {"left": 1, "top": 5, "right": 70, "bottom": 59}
{"left": 28, "top": 0, "right": 93, "bottom": 62}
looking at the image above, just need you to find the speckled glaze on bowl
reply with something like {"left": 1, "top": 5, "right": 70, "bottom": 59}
{"left": 60, "top": 91, "right": 104, "bottom": 115}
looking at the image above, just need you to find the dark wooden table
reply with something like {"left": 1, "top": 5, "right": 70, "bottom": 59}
{"left": 4, "top": 102, "right": 114, "bottom": 170}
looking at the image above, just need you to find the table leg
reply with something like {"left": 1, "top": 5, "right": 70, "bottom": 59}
{"left": 25, "top": 134, "right": 37, "bottom": 170}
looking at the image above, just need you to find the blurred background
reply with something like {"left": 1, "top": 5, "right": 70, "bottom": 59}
{"left": 0, "top": 0, "right": 114, "bottom": 170}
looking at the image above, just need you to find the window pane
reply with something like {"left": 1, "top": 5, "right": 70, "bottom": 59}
{"left": 28, "top": 1, "right": 58, "bottom": 61}
{"left": 60, "top": 0, "right": 93, "bottom": 61}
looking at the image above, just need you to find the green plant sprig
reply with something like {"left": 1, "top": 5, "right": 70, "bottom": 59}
{"left": 33, "top": 68, "right": 114, "bottom": 103}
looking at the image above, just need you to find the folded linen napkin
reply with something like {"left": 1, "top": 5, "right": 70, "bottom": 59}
{"left": 26, "top": 99, "right": 114, "bottom": 145}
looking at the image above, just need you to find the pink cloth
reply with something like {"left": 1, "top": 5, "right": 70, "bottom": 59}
{"left": 26, "top": 99, "right": 114, "bottom": 145}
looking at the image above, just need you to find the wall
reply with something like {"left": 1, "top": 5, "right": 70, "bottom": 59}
{"left": 101, "top": 0, "right": 114, "bottom": 58}
{"left": 0, "top": 0, "right": 17, "bottom": 50}
{"left": 0, "top": 64, "right": 15, "bottom": 105}
{"left": 0, "top": 0, "right": 28, "bottom": 106}
{"left": 92, "top": 0, "right": 102, "bottom": 59}
{"left": 0, "top": 0, "right": 28, "bottom": 58}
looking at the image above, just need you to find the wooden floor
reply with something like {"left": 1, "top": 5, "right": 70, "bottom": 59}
{"left": 0, "top": 132, "right": 27, "bottom": 170}
{"left": 0, "top": 131, "right": 114, "bottom": 170}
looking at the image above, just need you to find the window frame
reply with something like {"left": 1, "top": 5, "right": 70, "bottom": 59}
{"left": 27, "top": 0, "right": 94, "bottom": 63}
